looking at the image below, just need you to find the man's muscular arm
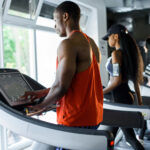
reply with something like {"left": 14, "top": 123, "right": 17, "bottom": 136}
{"left": 31, "top": 39, "right": 77, "bottom": 111}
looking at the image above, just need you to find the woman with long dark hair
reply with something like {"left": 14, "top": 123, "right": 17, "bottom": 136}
{"left": 102, "top": 24, "right": 144, "bottom": 150}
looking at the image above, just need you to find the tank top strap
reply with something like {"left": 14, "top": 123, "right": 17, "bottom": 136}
{"left": 69, "top": 30, "right": 95, "bottom": 60}
{"left": 69, "top": 30, "right": 91, "bottom": 43}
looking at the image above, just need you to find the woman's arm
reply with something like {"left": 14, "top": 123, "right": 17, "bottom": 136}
{"left": 134, "top": 82, "right": 143, "bottom": 105}
{"left": 103, "top": 76, "right": 122, "bottom": 94}
{"left": 103, "top": 50, "right": 122, "bottom": 94}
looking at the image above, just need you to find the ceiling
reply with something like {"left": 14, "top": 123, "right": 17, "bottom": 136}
{"left": 104, "top": 0, "right": 150, "bottom": 40}
{"left": 104, "top": 0, "right": 150, "bottom": 13}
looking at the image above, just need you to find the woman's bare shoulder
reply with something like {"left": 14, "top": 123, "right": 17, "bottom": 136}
{"left": 112, "top": 50, "right": 122, "bottom": 63}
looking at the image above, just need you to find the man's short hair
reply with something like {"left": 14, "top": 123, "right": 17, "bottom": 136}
{"left": 55, "top": 1, "right": 80, "bottom": 22}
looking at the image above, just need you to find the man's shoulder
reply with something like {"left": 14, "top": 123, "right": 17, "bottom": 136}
{"left": 58, "top": 39, "right": 77, "bottom": 57}
{"left": 59, "top": 38, "right": 74, "bottom": 48}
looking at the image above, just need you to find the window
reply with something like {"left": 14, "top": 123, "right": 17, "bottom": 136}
{"left": 3, "top": 25, "right": 35, "bottom": 78}
{"left": 8, "top": 0, "right": 39, "bottom": 19}
{"left": 36, "top": 30, "right": 62, "bottom": 87}
{"left": 0, "top": 1, "right": 94, "bottom": 149}
{"left": 36, "top": 2, "right": 56, "bottom": 28}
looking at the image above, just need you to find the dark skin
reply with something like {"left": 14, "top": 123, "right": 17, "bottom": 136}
{"left": 103, "top": 34, "right": 142, "bottom": 105}
{"left": 21, "top": 10, "right": 101, "bottom": 114}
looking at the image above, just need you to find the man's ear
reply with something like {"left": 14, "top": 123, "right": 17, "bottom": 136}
{"left": 63, "top": 12, "right": 69, "bottom": 22}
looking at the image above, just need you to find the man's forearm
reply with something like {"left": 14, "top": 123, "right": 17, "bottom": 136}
{"left": 40, "top": 85, "right": 67, "bottom": 109}
{"left": 39, "top": 88, "right": 50, "bottom": 97}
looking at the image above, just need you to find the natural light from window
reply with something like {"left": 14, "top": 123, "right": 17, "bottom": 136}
{"left": 3, "top": 25, "right": 35, "bottom": 78}
{"left": 36, "top": 30, "right": 62, "bottom": 88}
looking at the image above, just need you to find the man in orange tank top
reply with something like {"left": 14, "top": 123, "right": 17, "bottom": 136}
{"left": 22, "top": 1, "right": 103, "bottom": 128}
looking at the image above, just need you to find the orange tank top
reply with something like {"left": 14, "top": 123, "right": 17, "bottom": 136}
{"left": 56, "top": 30, "right": 103, "bottom": 127}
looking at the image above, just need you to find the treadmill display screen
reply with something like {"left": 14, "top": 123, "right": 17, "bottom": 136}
{"left": 0, "top": 72, "right": 33, "bottom": 106}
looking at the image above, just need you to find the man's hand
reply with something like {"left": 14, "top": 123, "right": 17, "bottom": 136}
{"left": 20, "top": 91, "right": 44, "bottom": 102}
{"left": 26, "top": 103, "right": 56, "bottom": 116}
{"left": 29, "top": 103, "right": 45, "bottom": 112}
{"left": 26, "top": 103, "right": 46, "bottom": 116}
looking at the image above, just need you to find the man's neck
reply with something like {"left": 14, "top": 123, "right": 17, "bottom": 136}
{"left": 66, "top": 24, "right": 80, "bottom": 37}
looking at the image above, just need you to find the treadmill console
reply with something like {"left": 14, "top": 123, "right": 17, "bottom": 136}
{"left": 0, "top": 68, "right": 55, "bottom": 116}
{"left": 0, "top": 69, "right": 33, "bottom": 107}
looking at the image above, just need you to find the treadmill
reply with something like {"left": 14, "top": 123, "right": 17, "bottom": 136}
{"left": 0, "top": 68, "right": 114, "bottom": 150}
{"left": 0, "top": 68, "right": 145, "bottom": 150}
{"left": 103, "top": 98, "right": 150, "bottom": 150}
{"left": 104, "top": 101, "right": 150, "bottom": 120}
{"left": 22, "top": 70, "right": 147, "bottom": 150}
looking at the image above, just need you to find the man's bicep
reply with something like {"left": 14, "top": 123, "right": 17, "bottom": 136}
{"left": 59, "top": 56, "right": 76, "bottom": 81}
{"left": 57, "top": 43, "right": 76, "bottom": 90}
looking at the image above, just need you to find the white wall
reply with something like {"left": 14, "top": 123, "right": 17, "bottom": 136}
{"left": 0, "top": 0, "right": 4, "bottom": 8}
